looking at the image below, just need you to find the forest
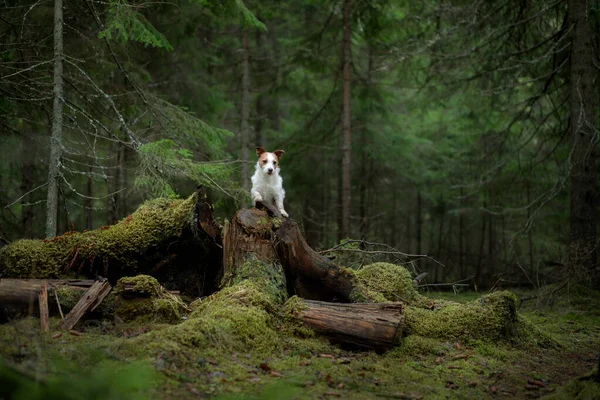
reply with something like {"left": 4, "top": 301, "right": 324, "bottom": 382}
{"left": 0, "top": 0, "right": 599, "bottom": 399}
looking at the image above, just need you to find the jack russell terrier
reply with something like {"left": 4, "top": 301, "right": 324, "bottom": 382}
{"left": 251, "top": 147, "right": 289, "bottom": 218}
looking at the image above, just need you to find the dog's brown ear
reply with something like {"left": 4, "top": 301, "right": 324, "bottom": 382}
{"left": 273, "top": 149, "right": 285, "bottom": 160}
{"left": 255, "top": 147, "right": 266, "bottom": 157}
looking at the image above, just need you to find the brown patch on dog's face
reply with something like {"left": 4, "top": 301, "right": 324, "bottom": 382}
{"left": 258, "top": 152, "right": 270, "bottom": 164}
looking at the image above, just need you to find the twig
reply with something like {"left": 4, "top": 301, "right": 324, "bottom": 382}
{"left": 54, "top": 288, "right": 64, "bottom": 320}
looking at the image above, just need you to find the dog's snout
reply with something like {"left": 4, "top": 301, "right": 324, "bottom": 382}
{"left": 268, "top": 168, "right": 273, "bottom": 173}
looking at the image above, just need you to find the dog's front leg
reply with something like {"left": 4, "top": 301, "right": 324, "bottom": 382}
{"left": 251, "top": 188, "right": 263, "bottom": 206}
{"left": 274, "top": 194, "right": 289, "bottom": 218}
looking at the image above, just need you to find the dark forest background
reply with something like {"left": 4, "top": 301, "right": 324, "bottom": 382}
{"left": 1, "top": 0, "right": 598, "bottom": 289}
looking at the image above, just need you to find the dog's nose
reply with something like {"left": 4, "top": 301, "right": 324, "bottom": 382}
{"left": 268, "top": 168, "right": 273, "bottom": 173}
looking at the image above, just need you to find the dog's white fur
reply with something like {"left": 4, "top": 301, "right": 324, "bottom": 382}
{"left": 250, "top": 147, "right": 288, "bottom": 218}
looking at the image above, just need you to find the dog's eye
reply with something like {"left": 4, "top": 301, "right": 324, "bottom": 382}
{"left": 273, "top": 161, "right": 277, "bottom": 165}
{"left": 262, "top": 160, "right": 267, "bottom": 164}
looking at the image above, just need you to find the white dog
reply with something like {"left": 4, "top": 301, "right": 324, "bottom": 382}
{"left": 250, "top": 147, "right": 289, "bottom": 218}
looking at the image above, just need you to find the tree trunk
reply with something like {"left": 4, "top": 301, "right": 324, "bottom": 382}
{"left": 459, "top": 187, "right": 465, "bottom": 278}
{"left": 476, "top": 206, "right": 487, "bottom": 288}
{"left": 20, "top": 138, "right": 34, "bottom": 238}
{"left": 487, "top": 190, "right": 495, "bottom": 280}
{"left": 86, "top": 167, "right": 93, "bottom": 231}
{"left": 2, "top": 187, "right": 221, "bottom": 297}
{"left": 340, "top": 0, "right": 352, "bottom": 239}
{"left": 45, "top": 0, "right": 64, "bottom": 239}
{"left": 254, "top": 28, "right": 265, "bottom": 148}
{"left": 567, "top": 0, "right": 598, "bottom": 276}
{"left": 416, "top": 190, "right": 422, "bottom": 267}
{"left": 240, "top": 24, "right": 251, "bottom": 191}
{"left": 526, "top": 177, "right": 534, "bottom": 274}
{"left": 359, "top": 45, "right": 373, "bottom": 243}
{"left": 223, "top": 204, "right": 359, "bottom": 302}
{"left": 435, "top": 202, "right": 445, "bottom": 282}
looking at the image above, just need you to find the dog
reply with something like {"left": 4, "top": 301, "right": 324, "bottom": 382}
{"left": 250, "top": 147, "right": 289, "bottom": 218}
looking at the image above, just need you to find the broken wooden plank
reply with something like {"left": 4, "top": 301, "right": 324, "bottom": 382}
{"left": 59, "top": 280, "right": 111, "bottom": 331}
{"left": 90, "top": 281, "right": 112, "bottom": 312}
{"left": 0, "top": 279, "right": 95, "bottom": 306}
{"left": 38, "top": 281, "right": 49, "bottom": 333}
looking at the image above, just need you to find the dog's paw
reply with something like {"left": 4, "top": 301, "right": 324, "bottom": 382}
{"left": 280, "top": 210, "right": 289, "bottom": 218}
{"left": 253, "top": 195, "right": 264, "bottom": 204}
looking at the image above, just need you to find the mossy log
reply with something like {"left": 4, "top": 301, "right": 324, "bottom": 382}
{"left": 0, "top": 187, "right": 221, "bottom": 297}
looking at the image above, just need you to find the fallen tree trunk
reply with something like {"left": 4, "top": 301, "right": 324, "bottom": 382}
{"left": 0, "top": 187, "right": 221, "bottom": 297}
{"left": 293, "top": 300, "right": 404, "bottom": 351}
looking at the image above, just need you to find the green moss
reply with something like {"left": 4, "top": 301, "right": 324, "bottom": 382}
{"left": 130, "top": 293, "right": 280, "bottom": 360}
{"left": 54, "top": 286, "right": 85, "bottom": 310}
{"left": 280, "top": 296, "right": 315, "bottom": 338}
{"left": 545, "top": 373, "right": 600, "bottom": 399}
{"left": 115, "top": 275, "right": 188, "bottom": 323}
{"left": 350, "top": 262, "right": 425, "bottom": 304}
{"left": 118, "top": 275, "right": 163, "bottom": 296}
{"left": 403, "top": 291, "right": 519, "bottom": 342}
{"left": 0, "top": 195, "right": 196, "bottom": 278}
{"left": 235, "top": 259, "right": 287, "bottom": 305}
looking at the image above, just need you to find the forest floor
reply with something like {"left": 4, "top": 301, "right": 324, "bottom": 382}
{"left": 1, "top": 287, "right": 599, "bottom": 400}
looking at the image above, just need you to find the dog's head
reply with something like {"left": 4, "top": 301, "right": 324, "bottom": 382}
{"left": 255, "top": 147, "right": 284, "bottom": 176}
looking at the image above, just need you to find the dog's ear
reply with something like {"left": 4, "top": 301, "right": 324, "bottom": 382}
{"left": 273, "top": 150, "right": 285, "bottom": 160}
{"left": 255, "top": 147, "right": 266, "bottom": 157}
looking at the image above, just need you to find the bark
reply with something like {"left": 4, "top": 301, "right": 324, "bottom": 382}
{"left": 294, "top": 300, "right": 403, "bottom": 352}
{"left": 45, "top": 0, "right": 64, "bottom": 239}
{"left": 340, "top": 0, "right": 352, "bottom": 239}
{"left": 240, "top": 24, "right": 251, "bottom": 191}
{"left": 568, "top": 0, "right": 598, "bottom": 275}
{"left": 276, "top": 217, "right": 356, "bottom": 302}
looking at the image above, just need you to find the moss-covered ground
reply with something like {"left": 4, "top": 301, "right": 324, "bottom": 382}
{"left": 1, "top": 284, "right": 598, "bottom": 399}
